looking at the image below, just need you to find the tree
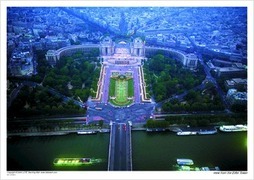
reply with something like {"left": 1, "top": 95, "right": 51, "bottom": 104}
{"left": 205, "top": 81, "right": 214, "bottom": 89}
{"left": 171, "top": 98, "right": 179, "bottom": 105}
{"left": 198, "top": 119, "right": 210, "bottom": 126}
{"left": 185, "top": 90, "right": 198, "bottom": 102}
{"left": 189, "top": 119, "right": 198, "bottom": 127}
{"left": 60, "top": 66, "right": 69, "bottom": 75}
{"left": 149, "top": 54, "right": 165, "bottom": 72}
{"left": 44, "top": 75, "right": 55, "bottom": 87}
{"left": 98, "top": 120, "right": 104, "bottom": 127}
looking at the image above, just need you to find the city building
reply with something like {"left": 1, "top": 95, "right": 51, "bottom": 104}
{"left": 45, "top": 36, "right": 198, "bottom": 69}
{"left": 130, "top": 37, "right": 145, "bottom": 57}
{"left": 101, "top": 37, "right": 145, "bottom": 66}
{"left": 207, "top": 59, "right": 247, "bottom": 78}
{"left": 226, "top": 89, "right": 247, "bottom": 106}
{"left": 216, "top": 66, "right": 247, "bottom": 78}
{"left": 45, "top": 50, "right": 57, "bottom": 66}
{"left": 100, "top": 36, "right": 115, "bottom": 56}
{"left": 185, "top": 53, "right": 198, "bottom": 70}
{"left": 8, "top": 50, "right": 34, "bottom": 76}
{"left": 145, "top": 47, "right": 198, "bottom": 70}
{"left": 45, "top": 44, "right": 99, "bottom": 66}
{"left": 224, "top": 78, "right": 247, "bottom": 91}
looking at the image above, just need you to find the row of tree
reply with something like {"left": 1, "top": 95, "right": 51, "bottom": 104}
{"left": 8, "top": 50, "right": 100, "bottom": 118}
{"left": 162, "top": 87, "right": 224, "bottom": 112}
{"left": 42, "top": 51, "right": 100, "bottom": 101}
{"left": 144, "top": 54, "right": 205, "bottom": 102}
{"left": 144, "top": 114, "right": 247, "bottom": 128}
{"left": 145, "top": 119, "right": 169, "bottom": 128}
{"left": 8, "top": 86, "right": 86, "bottom": 118}
{"left": 165, "top": 114, "right": 247, "bottom": 126}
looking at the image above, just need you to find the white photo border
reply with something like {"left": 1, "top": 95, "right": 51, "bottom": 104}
{"left": 1, "top": 1, "right": 253, "bottom": 180}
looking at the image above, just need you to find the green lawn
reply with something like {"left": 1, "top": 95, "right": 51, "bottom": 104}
{"left": 128, "top": 79, "right": 134, "bottom": 97}
{"left": 109, "top": 77, "right": 134, "bottom": 106}
{"left": 115, "top": 80, "right": 128, "bottom": 103}
{"left": 109, "top": 78, "right": 116, "bottom": 97}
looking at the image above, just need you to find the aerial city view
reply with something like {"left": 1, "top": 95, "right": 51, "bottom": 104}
{"left": 6, "top": 7, "right": 248, "bottom": 173}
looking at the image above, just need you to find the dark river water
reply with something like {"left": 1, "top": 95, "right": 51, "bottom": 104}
{"left": 7, "top": 131, "right": 247, "bottom": 171}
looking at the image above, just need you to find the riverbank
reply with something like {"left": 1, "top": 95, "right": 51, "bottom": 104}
{"left": 7, "top": 124, "right": 148, "bottom": 137}
{"left": 7, "top": 124, "right": 247, "bottom": 138}
{"left": 7, "top": 131, "right": 247, "bottom": 171}
{"left": 7, "top": 128, "right": 150, "bottom": 137}
{"left": 7, "top": 128, "right": 110, "bottom": 137}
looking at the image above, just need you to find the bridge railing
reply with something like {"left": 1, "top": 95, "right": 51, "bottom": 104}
{"left": 128, "top": 122, "right": 133, "bottom": 170}
{"left": 107, "top": 122, "right": 115, "bottom": 170}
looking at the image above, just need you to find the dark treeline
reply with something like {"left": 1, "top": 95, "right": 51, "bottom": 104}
{"left": 8, "top": 85, "right": 86, "bottom": 118}
{"left": 144, "top": 53, "right": 205, "bottom": 102}
{"left": 162, "top": 87, "right": 224, "bottom": 112}
{"left": 8, "top": 50, "right": 100, "bottom": 118}
{"left": 145, "top": 114, "right": 247, "bottom": 128}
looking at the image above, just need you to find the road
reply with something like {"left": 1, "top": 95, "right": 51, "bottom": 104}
{"left": 60, "top": 7, "right": 118, "bottom": 36}
{"left": 86, "top": 102, "right": 154, "bottom": 124}
{"left": 197, "top": 53, "right": 230, "bottom": 110}
{"left": 7, "top": 83, "right": 25, "bottom": 108}
{"left": 108, "top": 123, "right": 132, "bottom": 171}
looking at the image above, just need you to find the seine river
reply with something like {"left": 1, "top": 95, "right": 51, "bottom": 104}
{"left": 7, "top": 131, "right": 247, "bottom": 171}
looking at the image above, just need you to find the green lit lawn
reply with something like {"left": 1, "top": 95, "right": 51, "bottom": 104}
{"left": 109, "top": 78, "right": 116, "bottom": 97}
{"left": 128, "top": 79, "right": 134, "bottom": 97}
{"left": 115, "top": 80, "right": 128, "bottom": 103}
{"left": 109, "top": 77, "right": 134, "bottom": 106}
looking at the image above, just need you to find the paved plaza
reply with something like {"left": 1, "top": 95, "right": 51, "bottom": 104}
{"left": 86, "top": 64, "right": 155, "bottom": 124}
{"left": 101, "top": 65, "right": 142, "bottom": 104}
{"left": 86, "top": 100, "right": 155, "bottom": 124}
{"left": 86, "top": 38, "right": 155, "bottom": 124}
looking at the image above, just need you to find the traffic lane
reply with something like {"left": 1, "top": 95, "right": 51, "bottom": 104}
{"left": 125, "top": 124, "right": 131, "bottom": 170}
{"left": 87, "top": 102, "right": 155, "bottom": 124}
{"left": 113, "top": 124, "right": 127, "bottom": 170}
{"left": 113, "top": 124, "right": 120, "bottom": 170}
{"left": 121, "top": 124, "right": 127, "bottom": 170}
{"left": 108, "top": 123, "right": 116, "bottom": 170}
